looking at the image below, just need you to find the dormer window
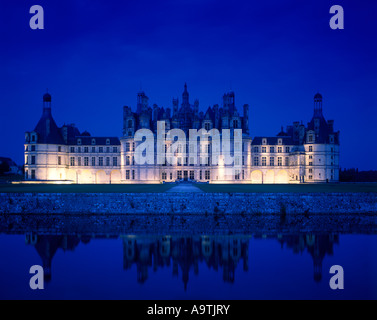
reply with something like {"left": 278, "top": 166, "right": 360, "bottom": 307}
{"left": 308, "top": 135, "right": 314, "bottom": 142}
{"left": 91, "top": 139, "right": 96, "bottom": 145}
{"left": 262, "top": 138, "right": 267, "bottom": 145}
{"left": 330, "top": 135, "right": 334, "bottom": 143}
{"left": 77, "top": 139, "right": 82, "bottom": 145}
{"left": 106, "top": 139, "right": 110, "bottom": 145}
{"left": 278, "top": 139, "right": 282, "bottom": 145}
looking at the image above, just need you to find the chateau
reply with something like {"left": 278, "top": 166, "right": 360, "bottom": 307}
{"left": 24, "top": 84, "right": 339, "bottom": 184}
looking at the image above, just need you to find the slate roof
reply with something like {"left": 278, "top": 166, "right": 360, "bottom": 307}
{"left": 70, "top": 136, "right": 121, "bottom": 146}
{"left": 33, "top": 108, "right": 65, "bottom": 145}
{"left": 307, "top": 114, "right": 339, "bottom": 144}
{"left": 251, "top": 136, "right": 294, "bottom": 145}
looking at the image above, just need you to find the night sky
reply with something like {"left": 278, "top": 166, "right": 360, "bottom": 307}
{"left": 1, "top": 0, "right": 376, "bottom": 170}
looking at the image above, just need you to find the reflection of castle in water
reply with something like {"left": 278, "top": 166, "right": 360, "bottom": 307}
{"left": 25, "top": 233, "right": 339, "bottom": 287}
{"left": 25, "top": 234, "right": 81, "bottom": 283}
{"left": 275, "top": 233, "right": 339, "bottom": 282}
{"left": 122, "top": 235, "right": 250, "bottom": 289}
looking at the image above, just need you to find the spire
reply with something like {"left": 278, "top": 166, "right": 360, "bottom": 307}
{"left": 43, "top": 91, "right": 52, "bottom": 109}
{"left": 182, "top": 82, "right": 189, "bottom": 107}
{"left": 314, "top": 92, "right": 323, "bottom": 117}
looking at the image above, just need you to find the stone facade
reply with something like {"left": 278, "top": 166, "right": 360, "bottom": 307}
{"left": 1, "top": 192, "right": 376, "bottom": 214}
{"left": 24, "top": 86, "right": 339, "bottom": 184}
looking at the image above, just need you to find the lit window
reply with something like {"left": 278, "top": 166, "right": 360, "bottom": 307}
{"left": 278, "top": 147, "right": 282, "bottom": 153}
{"left": 262, "top": 157, "right": 266, "bottom": 166}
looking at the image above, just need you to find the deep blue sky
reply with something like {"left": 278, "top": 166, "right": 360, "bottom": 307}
{"left": 1, "top": 0, "right": 376, "bottom": 169}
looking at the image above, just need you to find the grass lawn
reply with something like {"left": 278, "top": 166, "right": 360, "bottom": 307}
{"left": 0, "top": 183, "right": 175, "bottom": 193}
{"left": 196, "top": 183, "right": 377, "bottom": 193}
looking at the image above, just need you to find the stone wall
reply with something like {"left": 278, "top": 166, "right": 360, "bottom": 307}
{"left": 1, "top": 192, "right": 376, "bottom": 214}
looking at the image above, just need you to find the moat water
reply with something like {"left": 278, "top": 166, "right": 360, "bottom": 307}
{"left": 0, "top": 214, "right": 376, "bottom": 300}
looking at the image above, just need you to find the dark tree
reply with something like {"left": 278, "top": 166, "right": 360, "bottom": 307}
{"left": 0, "top": 161, "right": 10, "bottom": 175}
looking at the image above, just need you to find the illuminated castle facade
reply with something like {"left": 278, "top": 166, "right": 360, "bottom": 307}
{"left": 24, "top": 85, "right": 339, "bottom": 184}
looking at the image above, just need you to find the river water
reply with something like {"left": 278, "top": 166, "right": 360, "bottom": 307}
{"left": 0, "top": 214, "right": 376, "bottom": 300}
